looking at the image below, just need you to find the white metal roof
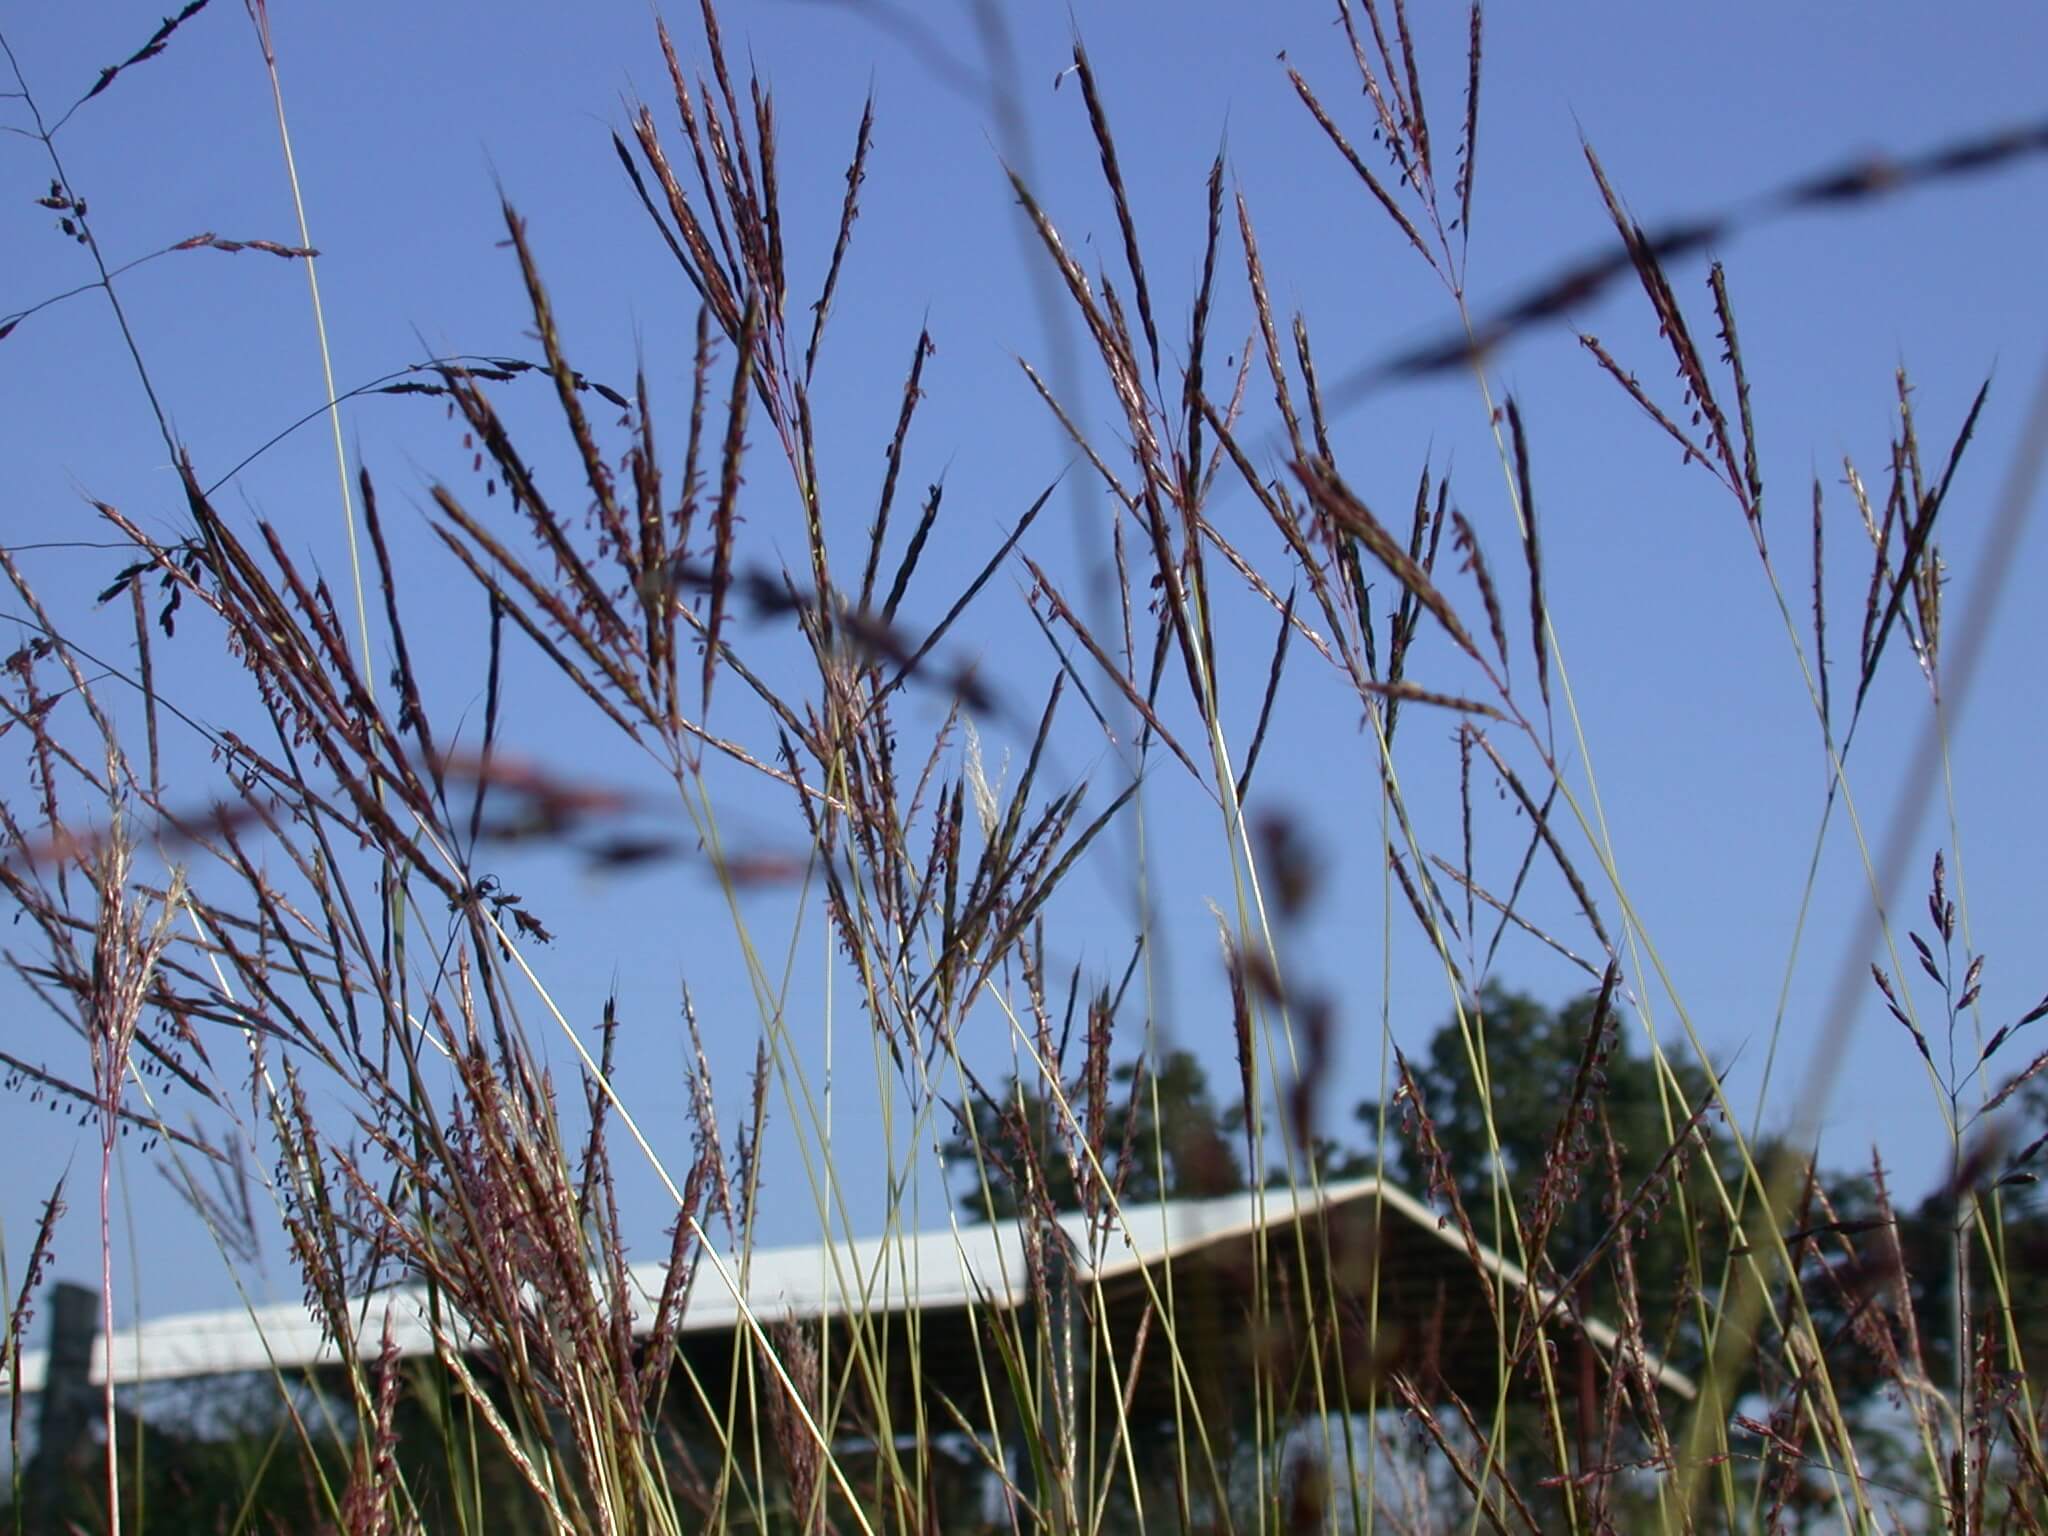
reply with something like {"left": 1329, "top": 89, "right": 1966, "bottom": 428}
{"left": 3, "top": 1177, "right": 1691, "bottom": 1398}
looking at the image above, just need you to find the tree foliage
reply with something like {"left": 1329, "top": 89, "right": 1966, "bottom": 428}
{"left": 946, "top": 982, "right": 2048, "bottom": 1429}
{"left": 943, "top": 1046, "right": 1243, "bottom": 1223}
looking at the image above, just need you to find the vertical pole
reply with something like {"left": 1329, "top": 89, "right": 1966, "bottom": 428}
{"left": 31, "top": 1281, "right": 100, "bottom": 1526}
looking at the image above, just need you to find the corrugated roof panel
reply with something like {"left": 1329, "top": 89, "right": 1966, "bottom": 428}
{"left": 2, "top": 1178, "right": 1690, "bottom": 1399}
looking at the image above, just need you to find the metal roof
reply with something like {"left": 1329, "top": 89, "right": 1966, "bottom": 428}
{"left": 4, "top": 1177, "right": 1692, "bottom": 1400}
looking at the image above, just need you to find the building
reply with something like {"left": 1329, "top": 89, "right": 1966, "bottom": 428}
{"left": 6, "top": 1176, "right": 1690, "bottom": 1527}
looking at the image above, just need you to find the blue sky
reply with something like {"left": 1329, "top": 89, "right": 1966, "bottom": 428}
{"left": 4, "top": 1, "right": 2046, "bottom": 1325}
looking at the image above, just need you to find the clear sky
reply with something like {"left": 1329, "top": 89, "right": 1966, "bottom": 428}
{"left": 4, "top": 2, "right": 2046, "bottom": 1325}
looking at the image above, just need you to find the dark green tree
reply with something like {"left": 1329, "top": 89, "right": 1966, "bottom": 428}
{"left": 1381, "top": 978, "right": 1721, "bottom": 1342}
{"left": 944, "top": 1047, "right": 1244, "bottom": 1223}
{"left": 1360, "top": 981, "right": 1760, "bottom": 1523}
{"left": 1366, "top": 981, "right": 2048, "bottom": 1525}
{"left": 941, "top": 985, "right": 2048, "bottom": 1524}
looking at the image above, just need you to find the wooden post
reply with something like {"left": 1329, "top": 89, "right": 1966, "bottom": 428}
{"left": 29, "top": 1281, "right": 99, "bottom": 1525}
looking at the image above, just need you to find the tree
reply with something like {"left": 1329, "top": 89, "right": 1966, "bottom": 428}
{"left": 943, "top": 1047, "right": 1244, "bottom": 1223}
{"left": 1369, "top": 981, "right": 2048, "bottom": 1523}
{"left": 1380, "top": 979, "right": 1722, "bottom": 1338}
